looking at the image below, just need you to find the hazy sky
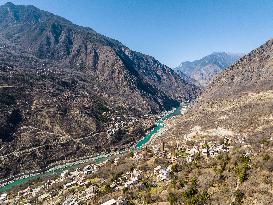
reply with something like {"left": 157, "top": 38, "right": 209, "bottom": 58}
{"left": 1, "top": 0, "right": 273, "bottom": 67}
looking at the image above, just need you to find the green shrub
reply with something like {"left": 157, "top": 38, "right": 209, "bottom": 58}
{"left": 235, "top": 155, "right": 250, "bottom": 183}
{"left": 215, "top": 153, "right": 230, "bottom": 179}
{"left": 168, "top": 192, "right": 178, "bottom": 205}
{"left": 178, "top": 179, "right": 187, "bottom": 188}
{"left": 181, "top": 177, "right": 209, "bottom": 205}
{"left": 263, "top": 154, "right": 270, "bottom": 161}
{"left": 171, "top": 164, "right": 180, "bottom": 173}
{"left": 142, "top": 179, "right": 152, "bottom": 190}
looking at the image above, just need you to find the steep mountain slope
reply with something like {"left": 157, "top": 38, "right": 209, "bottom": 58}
{"left": 0, "top": 3, "right": 199, "bottom": 178}
{"left": 162, "top": 39, "right": 273, "bottom": 147}
{"left": 175, "top": 52, "right": 243, "bottom": 87}
{"left": 140, "top": 40, "right": 273, "bottom": 205}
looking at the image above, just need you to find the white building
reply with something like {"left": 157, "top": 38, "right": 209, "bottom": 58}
{"left": 64, "top": 181, "right": 77, "bottom": 189}
{"left": 154, "top": 166, "right": 169, "bottom": 181}
{"left": 100, "top": 199, "right": 117, "bottom": 205}
{"left": 0, "top": 193, "right": 7, "bottom": 202}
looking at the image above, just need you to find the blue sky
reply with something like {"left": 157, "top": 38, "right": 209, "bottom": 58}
{"left": 1, "top": 0, "right": 273, "bottom": 67}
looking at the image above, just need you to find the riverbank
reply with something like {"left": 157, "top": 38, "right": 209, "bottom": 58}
{"left": 136, "top": 104, "right": 187, "bottom": 149}
{"left": 0, "top": 104, "right": 187, "bottom": 193}
{"left": 0, "top": 150, "right": 127, "bottom": 193}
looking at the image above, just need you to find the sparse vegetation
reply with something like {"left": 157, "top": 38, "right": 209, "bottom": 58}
{"left": 181, "top": 177, "right": 209, "bottom": 205}
{"left": 235, "top": 155, "right": 250, "bottom": 183}
{"left": 232, "top": 190, "right": 244, "bottom": 205}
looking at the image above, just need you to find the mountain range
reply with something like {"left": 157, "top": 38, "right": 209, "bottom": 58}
{"left": 174, "top": 52, "right": 243, "bottom": 87}
{"left": 0, "top": 2, "right": 199, "bottom": 178}
{"left": 0, "top": 2, "right": 273, "bottom": 204}
{"left": 5, "top": 38, "right": 272, "bottom": 203}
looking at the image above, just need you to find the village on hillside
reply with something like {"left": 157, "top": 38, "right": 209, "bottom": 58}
{"left": 1, "top": 108, "right": 267, "bottom": 205}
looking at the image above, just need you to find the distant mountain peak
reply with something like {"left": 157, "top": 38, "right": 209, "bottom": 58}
{"left": 4, "top": 2, "right": 15, "bottom": 7}
{"left": 174, "top": 52, "right": 244, "bottom": 87}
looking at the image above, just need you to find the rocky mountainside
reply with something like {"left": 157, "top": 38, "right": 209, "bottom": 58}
{"left": 0, "top": 2, "right": 199, "bottom": 178}
{"left": 174, "top": 52, "right": 243, "bottom": 87}
{"left": 147, "top": 39, "right": 273, "bottom": 204}
{"left": 186, "top": 41, "right": 273, "bottom": 136}
{"left": 161, "top": 39, "right": 273, "bottom": 154}
{"left": 1, "top": 4, "right": 273, "bottom": 204}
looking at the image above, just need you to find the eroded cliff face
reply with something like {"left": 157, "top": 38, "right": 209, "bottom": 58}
{"left": 0, "top": 3, "right": 199, "bottom": 177}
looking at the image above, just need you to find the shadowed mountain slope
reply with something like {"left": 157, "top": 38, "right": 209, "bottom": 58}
{"left": 0, "top": 2, "right": 199, "bottom": 177}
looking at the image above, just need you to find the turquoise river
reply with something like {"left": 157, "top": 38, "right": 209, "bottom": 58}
{"left": 0, "top": 104, "right": 185, "bottom": 193}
